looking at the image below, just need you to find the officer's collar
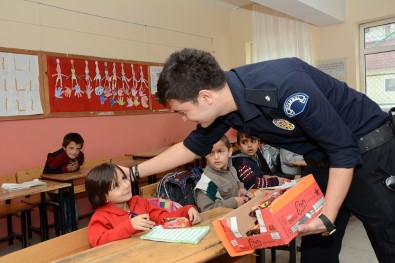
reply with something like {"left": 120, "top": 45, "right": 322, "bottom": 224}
{"left": 225, "top": 70, "right": 261, "bottom": 122}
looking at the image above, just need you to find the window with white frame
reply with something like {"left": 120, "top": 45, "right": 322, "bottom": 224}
{"left": 360, "top": 18, "right": 395, "bottom": 111}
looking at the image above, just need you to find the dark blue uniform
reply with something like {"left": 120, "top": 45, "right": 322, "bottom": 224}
{"left": 184, "top": 58, "right": 395, "bottom": 262}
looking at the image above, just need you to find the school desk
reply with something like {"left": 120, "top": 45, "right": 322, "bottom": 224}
{"left": 0, "top": 180, "right": 71, "bottom": 241}
{"left": 125, "top": 146, "right": 171, "bottom": 159}
{"left": 52, "top": 207, "right": 257, "bottom": 263}
{"left": 40, "top": 159, "right": 144, "bottom": 224}
{"left": 40, "top": 168, "right": 90, "bottom": 232}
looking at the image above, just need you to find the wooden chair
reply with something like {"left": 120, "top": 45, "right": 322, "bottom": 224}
{"left": 16, "top": 168, "right": 62, "bottom": 239}
{"left": 76, "top": 157, "right": 110, "bottom": 195}
{"left": 77, "top": 157, "right": 110, "bottom": 219}
{"left": 140, "top": 182, "right": 159, "bottom": 199}
{"left": 0, "top": 174, "right": 34, "bottom": 248}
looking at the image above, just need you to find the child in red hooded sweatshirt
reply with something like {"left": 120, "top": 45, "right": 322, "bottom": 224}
{"left": 85, "top": 163, "right": 201, "bottom": 247}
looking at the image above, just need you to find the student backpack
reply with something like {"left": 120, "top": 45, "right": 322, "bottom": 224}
{"left": 156, "top": 168, "right": 202, "bottom": 206}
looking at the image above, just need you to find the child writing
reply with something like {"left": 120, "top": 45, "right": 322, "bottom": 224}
{"left": 194, "top": 135, "right": 255, "bottom": 212}
{"left": 43, "top": 132, "right": 84, "bottom": 232}
{"left": 85, "top": 163, "right": 201, "bottom": 247}
{"left": 232, "top": 131, "right": 286, "bottom": 189}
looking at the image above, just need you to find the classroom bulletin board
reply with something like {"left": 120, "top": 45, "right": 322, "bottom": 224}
{"left": 44, "top": 52, "right": 170, "bottom": 117}
{"left": 0, "top": 48, "right": 45, "bottom": 120}
{"left": 0, "top": 47, "right": 171, "bottom": 120}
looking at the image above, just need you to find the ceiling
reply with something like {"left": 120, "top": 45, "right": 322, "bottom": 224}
{"left": 211, "top": 0, "right": 345, "bottom": 26}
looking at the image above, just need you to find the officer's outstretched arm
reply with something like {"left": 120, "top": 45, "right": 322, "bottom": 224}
{"left": 121, "top": 142, "right": 197, "bottom": 179}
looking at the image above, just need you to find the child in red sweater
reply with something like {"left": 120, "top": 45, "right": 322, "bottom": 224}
{"left": 85, "top": 163, "right": 201, "bottom": 247}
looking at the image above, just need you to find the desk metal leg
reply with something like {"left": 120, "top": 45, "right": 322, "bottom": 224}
{"left": 289, "top": 238, "right": 297, "bottom": 263}
{"left": 40, "top": 192, "right": 49, "bottom": 241}
{"left": 58, "top": 188, "right": 66, "bottom": 235}
{"left": 148, "top": 175, "right": 157, "bottom": 184}
{"left": 256, "top": 249, "right": 266, "bottom": 263}
{"left": 68, "top": 181, "right": 78, "bottom": 231}
{"left": 20, "top": 210, "right": 27, "bottom": 248}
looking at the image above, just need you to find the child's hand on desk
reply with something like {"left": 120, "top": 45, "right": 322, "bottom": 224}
{"left": 235, "top": 196, "right": 249, "bottom": 207}
{"left": 67, "top": 160, "right": 79, "bottom": 172}
{"left": 278, "top": 177, "right": 291, "bottom": 185}
{"left": 187, "top": 207, "right": 201, "bottom": 225}
{"left": 131, "top": 214, "right": 155, "bottom": 231}
{"left": 264, "top": 176, "right": 290, "bottom": 185}
{"left": 238, "top": 188, "right": 254, "bottom": 199}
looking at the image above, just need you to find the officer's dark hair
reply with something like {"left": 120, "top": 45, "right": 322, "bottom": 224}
{"left": 62, "top": 133, "right": 84, "bottom": 148}
{"left": 156, "top": 48, "right": 226, "bottom": 105}
{"left": 85, "top": 163, "right": 128, "bottom": 209}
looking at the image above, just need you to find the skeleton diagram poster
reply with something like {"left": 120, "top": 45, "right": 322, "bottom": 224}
{"left": 46, "top": 55, "right": 151, "bottom": 114}
{"left": 149, "top": 65, "right": 170, "bottom": 111}
{"left": 0, "top": 52, "right": 43, "bottom": 117}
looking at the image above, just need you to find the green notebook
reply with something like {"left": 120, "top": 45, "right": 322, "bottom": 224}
{"left": 140, "top": 225, "right": 210, "bottom": 244}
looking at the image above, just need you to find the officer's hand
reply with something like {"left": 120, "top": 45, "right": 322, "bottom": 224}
{"left": 297, "top": 217, "right": 328, "bottom": 236}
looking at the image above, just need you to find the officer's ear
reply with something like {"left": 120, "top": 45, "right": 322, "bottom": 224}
{"left": 197, "top": 90, "right": 213, "bottom": 105}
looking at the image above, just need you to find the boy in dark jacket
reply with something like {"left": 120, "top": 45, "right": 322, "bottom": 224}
{"left": 232, "top": 131, "right": 285, "bottom": 189}
{"left": 43, "top": 132, "right": 85, "bottom": 232}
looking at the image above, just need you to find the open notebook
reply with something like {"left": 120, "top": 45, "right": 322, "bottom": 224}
{"left": 140, "top": 225, "right": 210, "bottom": 244}
{"left": 1, "top": 179, "right": 47, "bottom": 190}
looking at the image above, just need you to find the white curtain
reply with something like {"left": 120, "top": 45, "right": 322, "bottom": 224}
{"left": 252, "top": 4, "right": 311, "bottom": 63}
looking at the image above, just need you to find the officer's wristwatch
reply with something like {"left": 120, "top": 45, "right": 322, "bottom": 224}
{"left": 318, "top": 213, "right": 336, "bottom": 236}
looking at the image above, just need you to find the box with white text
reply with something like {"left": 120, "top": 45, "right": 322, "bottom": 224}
{"left": 212, "top": 175, "right": 324, "bottom": 256}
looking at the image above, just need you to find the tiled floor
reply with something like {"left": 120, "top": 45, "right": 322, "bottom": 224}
{"left": 268, "top": 215, "right": 378, "bottom": 263}
{"left": 0, "top": 216, "right": 378, "bottom": 262}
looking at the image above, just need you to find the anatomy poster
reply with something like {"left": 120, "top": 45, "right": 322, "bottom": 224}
{"left": 46, "top": 55, "right": 151, "bottom": 113}
{"left": 0, "top": 52, "right": 43, "bottom": 116}
{"left": 149, "top": 65, "right": 170, "bottom": 111}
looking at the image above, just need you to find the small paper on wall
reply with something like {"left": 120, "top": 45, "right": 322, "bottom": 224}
{"left": 315, "top": 58, "right": 346, "bottom": 82}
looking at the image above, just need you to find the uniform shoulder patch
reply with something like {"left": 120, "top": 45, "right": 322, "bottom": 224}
{"left": 283, "top": 93, "right": 309, "bottom": 118}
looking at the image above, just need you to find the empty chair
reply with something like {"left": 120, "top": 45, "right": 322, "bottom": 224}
{"left": 0, "top": 174, "right": 34, "bottom": 248}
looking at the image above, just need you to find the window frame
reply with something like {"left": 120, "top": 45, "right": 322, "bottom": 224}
{"left": 359, "top": 17, "right": 395, "bottom": 111}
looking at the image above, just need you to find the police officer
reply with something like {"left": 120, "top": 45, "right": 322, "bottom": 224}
{"left": 129, "top": 48, "right": 395, "bottom": 262}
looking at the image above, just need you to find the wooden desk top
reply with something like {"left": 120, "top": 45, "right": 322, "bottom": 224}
{"left": 40, "top": 167, "right": 91, "bottom": 182}
{"left": 0, "top": 180, "right": 71, "bottom": 202}
{"left": 54, "top": 207, "right": 233, "bottom": 263}
{"left": 125, "top": 146, "right": 171, "bottom": 159}
{"left": 112, "top": 158, "right": 144, "bottom": 167}
{"left": 41, "top": 160, "right": 144, "bottom": 182}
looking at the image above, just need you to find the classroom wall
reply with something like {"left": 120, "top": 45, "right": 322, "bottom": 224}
{"left": 1, "top": 1, "right": 394, "bottom": 175}
{"left": 1, "top": 0, "right": 393, "bottom": 243}
{"left": 0, "top": 0, "right": 250, "bottom": 175}
{"left": 309, "top": 0, "right": 395, "bottom": 91}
